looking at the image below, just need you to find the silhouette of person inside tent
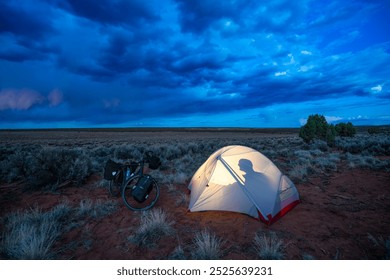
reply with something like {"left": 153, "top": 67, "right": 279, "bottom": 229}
{"left": 238, "top": 159, "right": 270, "bottom": 191}
{"left": 237, "top": 158, "right": 275, "bottom": 220}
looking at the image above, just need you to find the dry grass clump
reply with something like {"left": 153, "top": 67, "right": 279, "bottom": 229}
{"left": 77, "top": 199, "right": 118, "bottom": 218}
{"left": 175, "top": 192, "right": 190, "bottom": 207}
{"left": 0, "top": 200, "right": 118, "bottom": 259}
{"left": 302, "top": 253, "right": 316, "bottom": 260}
{"left": 253, "top": 231, "right": 285, "bottom": 260}
{"left": 128, "top": 208, "right": 175, "bottom": 247}
{"left": 169, "top": 245, "right": 187, "bottom": 260}
{"left": 0, "top": 204, "right": 72, "bottom": 259}
{"left": 191, "top": 230, "right": 224, "bottom": 260}
{"left": 368, "top": 233, "right": 390, "bottom": 259}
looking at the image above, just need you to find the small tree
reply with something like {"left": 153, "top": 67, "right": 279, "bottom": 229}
{"left": 335, "top": 122, "right": 356, "bottom": 137}
{"left": 299, "top": 114, "right": 333, "bottom": 145}
{"left": 298, "top": 118, "right": 316, "bottom": 143}
{"left": 326, "top": 124, "right": 336, "bottom": 146}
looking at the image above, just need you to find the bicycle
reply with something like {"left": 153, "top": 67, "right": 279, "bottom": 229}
{"left": 104, "top": 158, "right": 160, "bottom": 211}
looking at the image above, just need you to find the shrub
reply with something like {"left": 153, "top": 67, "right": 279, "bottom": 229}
{"left": 367, "top": 127, "right": 381, "bottom": 134}
{"left": 313, "top": 153, "right": 340, "bottom": 171}
{"left": 0, "top": 147, "right": 31, "bottom": 183}
{"left": 191, "top": 230, "right": 224, "bottom": 260}
{"left": 253, "top": 231, "right": 285, "bottom": 260}
{"left": 25, "top": 147, "right": 93, "bottom": 191}
{"left": 335, "top": 134, "right": 390, "bottom": 155}
{"left": 310, "top": 140, "right": 329, "bottom": 152}
{"left": 346, "top": 153, "right": 390, "bottom": 170}
{"left": 335, "top": 122, "right": 356, "bottom": 137}
{"left": 288, "top": 164, "right": 310, "bottom": 183}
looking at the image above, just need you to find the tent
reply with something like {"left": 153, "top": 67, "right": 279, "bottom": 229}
{"left": 188, "top": 145, "right": 300, "bottom": 224}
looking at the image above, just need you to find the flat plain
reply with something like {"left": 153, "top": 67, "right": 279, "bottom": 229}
{"left": 0, "top": 128, "right": 389, "bottom": 260}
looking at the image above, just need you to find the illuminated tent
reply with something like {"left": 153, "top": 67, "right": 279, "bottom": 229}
{"left": 188, "top": 145, "right": 300, "bottom": 224}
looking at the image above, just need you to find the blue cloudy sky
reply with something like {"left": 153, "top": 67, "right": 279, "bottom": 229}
{"left": 1, "top": 0, "right": 389, "bottom": 128}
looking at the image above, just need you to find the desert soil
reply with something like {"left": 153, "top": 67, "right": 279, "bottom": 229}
{"left": 0, "top": 129, "right": 389, "bottom": 260}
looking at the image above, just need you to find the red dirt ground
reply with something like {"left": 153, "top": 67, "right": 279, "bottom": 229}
{"left": 1, "top": 166, "right": 389, "bottom": 260}
{"left": 0, "top": 129, "right": 389, "bottom": 260}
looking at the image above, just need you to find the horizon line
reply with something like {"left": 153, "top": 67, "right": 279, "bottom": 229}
{"left": 1, "top": 124, "right": 389, "bottom": 132}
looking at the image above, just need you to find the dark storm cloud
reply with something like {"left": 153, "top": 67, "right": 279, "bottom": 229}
{"left": 174, "top": 0, "right": 238, "bottom": 33}
{"left": 0, "top": 48, "right": 46, "bottom": 62}
{"left": 175, "top": 0, "right": 310, "bottom": 34}
{"left": 99, "top": 32, "right": 147, "bottom": 75}
{"left": 53, "top": 0, "right": 160, "bottom": 26}
{"left": 0, "top": 0, "right": 389, "bottom": 128}
{"left": 0, "top": 1, "right": 60, "bottom": 62}
{"left": 0, "top": 1, "right": 55, "bottom": 39}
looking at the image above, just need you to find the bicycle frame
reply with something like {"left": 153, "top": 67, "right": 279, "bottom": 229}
{"left": 118, "top": 160, "right": 145, "bottom": 190}
{"left": 108, "top": 160, "right": 144, "bottom": 197}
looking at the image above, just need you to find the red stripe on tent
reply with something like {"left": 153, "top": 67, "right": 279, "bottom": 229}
{"left": 268, "top": 199, "right": 300, "bottom": 225}
{"left": 256, "top": 209, "right": 269, "bottom": 224}
{"left": 255, "top": 200, "right": 300, "bottom": 225}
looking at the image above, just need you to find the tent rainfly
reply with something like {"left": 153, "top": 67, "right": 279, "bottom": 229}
{"left": 188, "top": 145, "right": 300, "bottom": 225}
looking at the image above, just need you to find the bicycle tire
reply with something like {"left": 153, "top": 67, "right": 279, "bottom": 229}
{"left": 108, "top": 170, "right": 123, "bottom": 197}
{"left": 122, "top": 175, "right": 160, "bottom": 211}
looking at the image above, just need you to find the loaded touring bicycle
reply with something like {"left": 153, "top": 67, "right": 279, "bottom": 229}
{"left": 104, "top": 152, "right": 161, "bottom": 211}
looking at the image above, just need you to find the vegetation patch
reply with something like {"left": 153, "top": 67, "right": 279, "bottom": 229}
{"left": 299, "top": 114, "right": 358, "bottom": 146}
{"left": 128, "top": 208, "right": 175, "bottom": 247}
{"left": 191, "top": 230, "right": 224, "bottom": 260}
{"left": 253, "top": 231, "right": 285, "bottom": 260}
{"left": 0, "top": 200, "right": 118, "bottom": 259}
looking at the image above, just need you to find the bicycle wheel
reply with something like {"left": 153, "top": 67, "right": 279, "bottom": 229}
{"left": 122, "top": 175, "right": 160, "bottom": 211}
{"left": 108, "top": 170, "right": 123, "bottom": 197}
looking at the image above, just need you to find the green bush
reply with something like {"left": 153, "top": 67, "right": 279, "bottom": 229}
{"left": 326, "top": 124, "right": 336, "bottom": 146}
{"left": 335, "top": 122, "right": 356, "bottom": 137}
{"left": 299, "top": 114, "right": 335, "bottom": 146}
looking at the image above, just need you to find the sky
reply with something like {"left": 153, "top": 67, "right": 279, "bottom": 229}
{"left": 0, "top": 0, "right": 390, "bottom": 129}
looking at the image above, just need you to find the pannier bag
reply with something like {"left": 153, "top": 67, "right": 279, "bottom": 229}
{"left": 104, "top": 159, "right": 122, "bottom": 180}
{"left": 132, "top": 175, "right": 154, "bottom": 203}
{"left": 145, "top": 152, "right": 161, "bottom": 170}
